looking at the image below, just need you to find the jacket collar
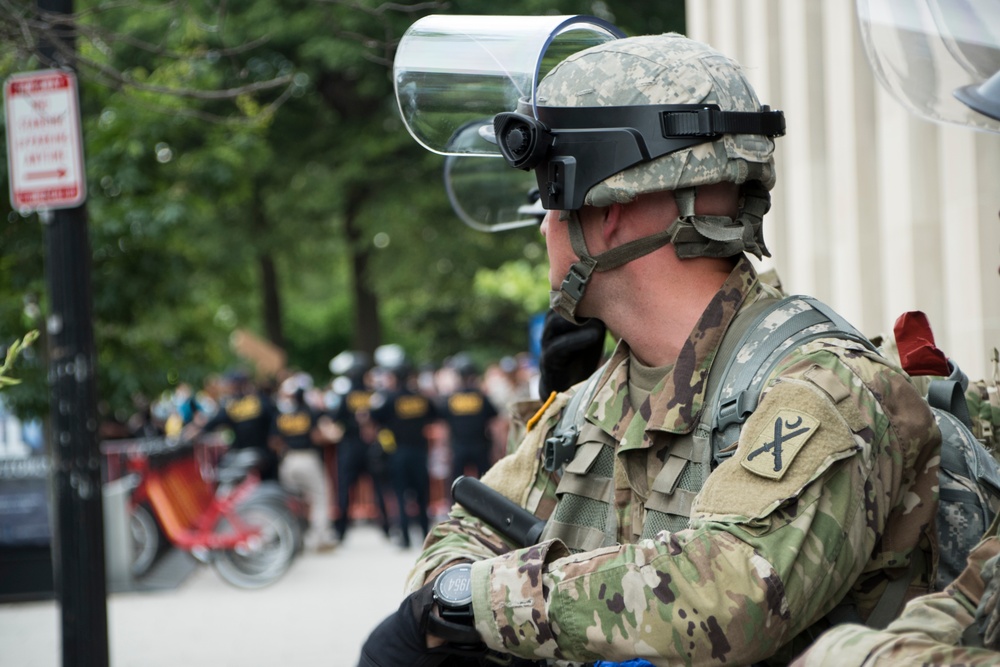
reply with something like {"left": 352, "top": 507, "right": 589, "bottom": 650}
{"left": 588, "top": 256, "right": 764, "bottom": 442}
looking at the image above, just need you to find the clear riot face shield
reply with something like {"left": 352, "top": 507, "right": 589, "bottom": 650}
{"left": 394, "top": 14, "right": 621, "bottom": 225}
{"left": 441, "top": 116, "right": 541, "bottom": 232}
{"left": 443, "top": 153, "right": 542, "bottom": 232}
{"left": 394, "top": 15, "right": 625, "bottom": 157}
{"left": 857, "top": 0, "right": 1000, "bottom": 132}
{"left": 395, "top": 15, "right": 784, "bottom": 213}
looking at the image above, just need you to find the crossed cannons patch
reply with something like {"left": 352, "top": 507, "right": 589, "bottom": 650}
{"left": 741, "top": 409, "right": 819, "bottom": 480}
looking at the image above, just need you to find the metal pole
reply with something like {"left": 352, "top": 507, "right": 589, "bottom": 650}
{"left": 36, "top": 0, "right": 110, "bottom": 665}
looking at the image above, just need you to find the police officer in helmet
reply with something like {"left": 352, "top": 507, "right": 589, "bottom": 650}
{"left": 328, "top": 351, "right": 393, "bottom": 543}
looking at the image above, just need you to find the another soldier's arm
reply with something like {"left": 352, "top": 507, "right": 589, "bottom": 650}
{"left": 791, "top": 537, "right": 1000, "bottom": 667}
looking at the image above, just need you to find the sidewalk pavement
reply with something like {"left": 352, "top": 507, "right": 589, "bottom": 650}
{"left": 0, "top": 523, "right": 418, "bottom": 667}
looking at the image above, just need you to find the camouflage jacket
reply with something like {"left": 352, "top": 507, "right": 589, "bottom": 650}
{"left": 408, "top": 257, "right": 940, "bottom": 666}
{"left": 967, "top": 376, "right": 1000, "bottom": 461}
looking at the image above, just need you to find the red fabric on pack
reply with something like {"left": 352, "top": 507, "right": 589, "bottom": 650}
{"left": 893, "top": 311, "right": 951, "bottom": 377}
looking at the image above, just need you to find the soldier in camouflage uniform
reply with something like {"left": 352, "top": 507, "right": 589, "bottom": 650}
{"left": 968, "top": 357, "right": 1000, "bottom": 464}
{"left": 359, "top": 32, "right": 941, "bottom": 667}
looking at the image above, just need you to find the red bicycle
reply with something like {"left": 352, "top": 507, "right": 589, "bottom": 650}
{"left": 119, "top": 437, "right": 303, "bottom": 589}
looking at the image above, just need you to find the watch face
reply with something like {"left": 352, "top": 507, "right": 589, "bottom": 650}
{"left": 435, "top": 564, "right": 473, "bottom": 607}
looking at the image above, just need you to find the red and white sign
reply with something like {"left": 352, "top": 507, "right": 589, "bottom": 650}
{"left": 4, "top": 69, "right": 87, "bottom": 211}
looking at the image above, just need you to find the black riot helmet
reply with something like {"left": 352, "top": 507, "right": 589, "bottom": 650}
{"left": 373, "top": 344, "right": 412, "bottom": 385}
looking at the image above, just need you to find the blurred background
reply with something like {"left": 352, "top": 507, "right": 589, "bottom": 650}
{"left": 1, "top": 0, "right": 998, "bottom": 664}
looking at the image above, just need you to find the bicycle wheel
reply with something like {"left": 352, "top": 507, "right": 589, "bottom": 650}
{"left": 129, "top": 503, "right": 162, "bottom": 578}
{"left": 212, "top": 500, "right": 297, "bottom": 589}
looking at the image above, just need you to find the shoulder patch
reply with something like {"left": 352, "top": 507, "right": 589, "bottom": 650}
{"left": 741, "top": 409, "right": 819, "bottom": 480}
{"left": 694, "top": 378, "right": 861, "bottom": 521}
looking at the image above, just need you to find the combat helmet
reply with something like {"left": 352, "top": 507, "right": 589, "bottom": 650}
{"left": 540, "top": 34, "right": 776, "bottom": 241}
{"left": 494, "top": 34, "right": 785, "bottom": 322}
{"left": 373, "top": 344, "right": 412, "bottom": 387}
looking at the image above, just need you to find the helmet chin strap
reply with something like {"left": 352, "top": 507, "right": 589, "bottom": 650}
{"left": 549, "top": 210, "right": 675, "bottom": 324}
{"left": 549, "top": 184, "right": 771, "bottom": 324}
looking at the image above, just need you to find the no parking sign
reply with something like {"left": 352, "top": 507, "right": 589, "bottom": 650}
{"left": 4, "top": 69, "right": 87, "bottom": 212}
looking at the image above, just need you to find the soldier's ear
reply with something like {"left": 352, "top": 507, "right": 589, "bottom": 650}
{"left": 600, "top": 203, "right": 626, "bottom": 246}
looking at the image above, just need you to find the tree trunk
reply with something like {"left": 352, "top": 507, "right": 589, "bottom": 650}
{"left": 345, "top": 190, "right": 380, "bottom": 355}
{"left": 254, "top": 189, "right": 284, "bottom": 350}
{"left": 259, "top": 253, "right": 285, "bottom": 350}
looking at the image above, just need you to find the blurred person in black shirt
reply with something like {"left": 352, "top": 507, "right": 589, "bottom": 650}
{"left": 270, "top": 373, "right": 338, "bottom": 552}
{"left": 327, "top": 351, "right": 392, "bottom": 543}
{"left": 365, "top": 345, "right": 443, "bottom": 549}
{"left": 190, "top": 371, "right": 279, "bottom": 481}
{"left": 440, "top": 353, "right": 500, "bottom": 488}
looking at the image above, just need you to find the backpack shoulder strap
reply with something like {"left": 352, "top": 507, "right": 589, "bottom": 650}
{"left": 543, "top": 361, "right": 608, "bottom": 472}
{"left": 704, "top": 294, "right": 877, "bottom": 465}
{"left": 927, "top": 360, "right": 974, "bottom": 429}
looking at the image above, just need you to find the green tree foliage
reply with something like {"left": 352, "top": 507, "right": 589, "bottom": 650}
{"left": 0, "top": 1, "right": 684, "bottom": 421}
{"left": 0, "top": 330, "right": 38, "bottom": 387}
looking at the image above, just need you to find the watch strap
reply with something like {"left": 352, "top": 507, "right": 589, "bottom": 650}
{"left": 426, "top": 611, "right": 482, "bottom": 646}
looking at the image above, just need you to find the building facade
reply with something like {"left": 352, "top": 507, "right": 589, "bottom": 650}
{"left": 687, "top": 0, "right": 1000, "bottom": 380}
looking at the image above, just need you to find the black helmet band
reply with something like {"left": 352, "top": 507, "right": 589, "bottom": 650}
{"left": 494, "top": 103, "right": 785, "bottom": 210}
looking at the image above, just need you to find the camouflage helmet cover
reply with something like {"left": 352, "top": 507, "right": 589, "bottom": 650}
{"left": 535, "top": 33, "right": 777, "bottom": 208}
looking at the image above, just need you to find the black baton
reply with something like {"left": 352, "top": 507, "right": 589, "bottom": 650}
{"left": 451, "top": 476, "right": 546, "bottom": 547}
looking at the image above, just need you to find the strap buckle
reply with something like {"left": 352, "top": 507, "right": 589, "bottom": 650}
{"left": 561, "top": 260, "right": 596, "bottom": 301}
{"left": 717, "top": 391, "right": 754, "bottom": 432}
{"left": 544, "top": 425, "right": 579, "bottom": 472}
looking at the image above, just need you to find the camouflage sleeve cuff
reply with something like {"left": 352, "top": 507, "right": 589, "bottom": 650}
{"left": 470, "top": 558, "right": 502, "bottom": 649}
{"left": 471, "top": 539, "right": 570, "bottom": 658}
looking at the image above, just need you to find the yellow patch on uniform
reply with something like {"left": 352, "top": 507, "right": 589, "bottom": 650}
{"left": 228, "top": 395, "right": 261, "bottom": 421}
{"left": 395, "top": 395, "right": 429, "bottom": 418}
{"left": 347, "top": 390, "right": 372, "bottom": 412}
{"left": 526, "top": 392, "right": 557, "bottom": 432}
{"left": 740, "top": 409, "right": 819, "bottom": 479}
{"left": 277, "top": 412, "right": 312, "bottom": 436}
{"left": 377, "top": 429, "right": 396, "bottom": 453}
{"left": 448, "top": 392, "right": 484, "bottom": 415}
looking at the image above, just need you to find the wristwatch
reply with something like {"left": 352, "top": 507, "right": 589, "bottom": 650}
{"left": 432, "top": 563, "right": 474, "bottom": 627}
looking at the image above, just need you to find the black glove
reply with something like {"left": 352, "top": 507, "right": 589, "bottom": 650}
{"left": 538, "top": 309, "right": 607, "bottom": 397}
{"left": 357, "top": 579, "right": 485, "bottom": 667}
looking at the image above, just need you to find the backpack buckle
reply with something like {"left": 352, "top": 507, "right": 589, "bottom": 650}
{"left": 717, "top": 391, "right": 754, "bottom": 432}
{"left": 544, "top": 425, "right": 579, "bottom": 472}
